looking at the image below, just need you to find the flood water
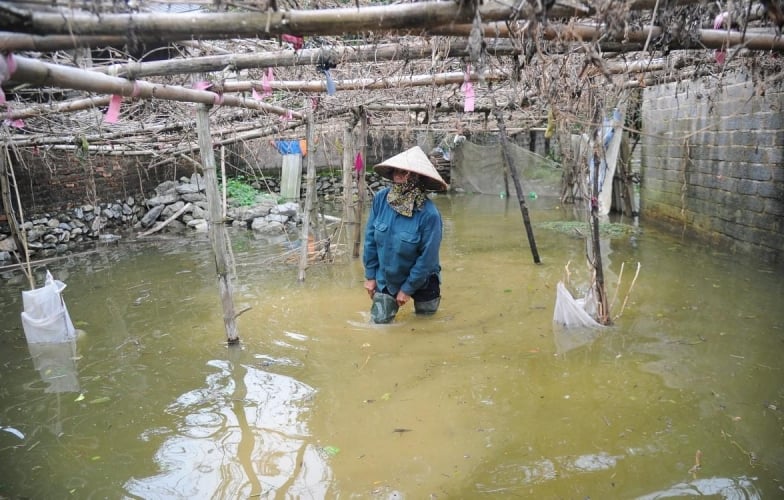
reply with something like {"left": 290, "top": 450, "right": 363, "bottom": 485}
{"left": 0, "top": 194, "right": 782, "bottom": 499}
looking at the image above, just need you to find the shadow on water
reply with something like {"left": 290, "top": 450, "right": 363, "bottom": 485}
{"left": 0, "top": 194, "right": 782, "bottom": 498}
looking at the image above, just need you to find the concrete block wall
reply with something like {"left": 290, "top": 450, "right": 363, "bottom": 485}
{"left": 640, "top": 70, "right": 784, "bottom": 265}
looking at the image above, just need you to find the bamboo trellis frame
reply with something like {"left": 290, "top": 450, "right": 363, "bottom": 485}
{"left": 2, "top": 0, "right": 783, "bottom": 156}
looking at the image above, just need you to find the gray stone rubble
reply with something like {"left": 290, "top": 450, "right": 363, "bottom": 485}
{"left": 0, "top": 171, "right": 389, "bottom": 261}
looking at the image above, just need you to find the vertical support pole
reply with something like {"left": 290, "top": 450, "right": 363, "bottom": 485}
{"left": 589, "top": 96, "right": 611, "bottom": 325}
{"left": 0, "top": 146, "right": 33, "bottom": 288}
{"left": 195, "top": 105, "right": 240, "bottom": 344}
{"left": 342, "top": 125, "right": 355, "bottom": 247}
{"left": 492, "top": 107, "right": 541, "bottom": 264}
{"left": 352, "top": 108, "right": 368, "bottom": 259}
{"left": 298, "top": 101, "right": 316, "bottom": 282}
{"left": 220, "top": 145, "right": 227, "bottom": 220}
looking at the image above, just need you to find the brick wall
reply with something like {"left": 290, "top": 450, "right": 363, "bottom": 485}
{"left": 9, "top": 150, "right": 191, "bottom": 216}
{"left": 640, "top": 70, "right": 784, "bottom": 265}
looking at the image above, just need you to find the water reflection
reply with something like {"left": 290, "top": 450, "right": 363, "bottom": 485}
{"left": 0, "top": 195, "right": 781, "bottom": 498}
{"left": 27, "top": 340, "right": 80, "bottom": 394}
{"left": 636, "top": 476, "right": 761, "bottom": 499}
{"left": 124, "top": 358, "right": 330, "bottom": 498}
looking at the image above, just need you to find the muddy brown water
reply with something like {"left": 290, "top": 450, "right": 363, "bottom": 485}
{"left": 0, "top": 194, "right": 782, "bottom": 498}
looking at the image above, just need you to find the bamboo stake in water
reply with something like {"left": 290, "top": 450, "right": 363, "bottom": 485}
{"left": 196, "top": 105, "right": 240, "bottom": 344}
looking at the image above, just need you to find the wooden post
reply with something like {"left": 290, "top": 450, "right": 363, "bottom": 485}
{"left": 342, "top": 125, "right": 355, "bottom": 247}
{"left": 492, "top": 107, "right": 541, "bottom": 264}
{"left": 0, "top": 146, "right": 34, "bottom": 288}
{"left": 298, "top": 101, "right": 316, "bottom": 282}
{"left": 195, "top": 105, "right": 240, "bottom": 344}
{"left": 352, "top": 108, "right": 368, "bottom": 259}
{"left": 220, "top": 145, "right": 227, "bottom": 220}
{"left": 589, "top": 96, "right": 611, "bottom": 325}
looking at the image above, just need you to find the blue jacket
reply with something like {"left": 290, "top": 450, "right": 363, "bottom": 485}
{"left": 363, "top": 187, "right": 443, "bottom": 296}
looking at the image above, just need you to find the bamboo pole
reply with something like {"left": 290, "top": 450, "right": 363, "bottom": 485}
{"left": 341, "top": 124, "right": 355, "bottom": 250}
{"left": 91, "top": 40, "right": 519, "bottom": 79}
{"left": 6, "top": 96, "right": 111, "bottom": 121}
{"left": 298, "top": 99, "right": 316, "bottom": 282}
{"left": 0, "top": 32, "right": 130, "bottom": 51}
{"left": 9, "top": 55, "right": 303, "bottom": 118}
{"left": 352, "top": 108, "right": 368, "bottom": 259}
{"left": 588, "top": 96, "right": 611, "bottom": 326}
{"left": 220, "top": 69, "right": 506, "bottom": 93}
{"left": 5, "top": 68, "right": 506, "bottom": 124}
{"left": 0, "top": 145, "right": 34, "bottom": 288}
{"left": 430, "top": 18, "right": 784, "bottom": 52}
{"left": 363, "top": 98, "right": 530, "bottom": 114}
{"left": 1, "top": 0, "right": 709, "bottom": 40}
{"left": 195, "top": 104, "right": 240, "bottom": 344}
{"left": 0, "top": 3, "right": 480, "bottom": 38}
{"left": 220, "top": 145, "right": 227, "bottom": 220}
{"left": 491, "top": 104, "right": 540, "bottom": 264}
{"left": 6, "top": 66, "right": 506, "bottom": 125}
{"left": 5, "top": 4, "right": 782, "bottom": 53}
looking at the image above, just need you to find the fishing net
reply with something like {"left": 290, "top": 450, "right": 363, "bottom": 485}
{"left": 552, "top": 281, "right": 604, "bottom": 354}
{"left": 553, "top": 281, "right": 603, "bottom": 329}
{"left": 450, "top": 140, "right": 562, "bottom": 197}
{"left": 20, "top": 270, "right": 76, "bottom": 344}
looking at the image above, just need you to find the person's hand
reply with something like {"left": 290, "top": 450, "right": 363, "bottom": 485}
{"left": 396, "top": 290, "right": 411, "bottom": 307}
{"left": 364, "top": 279, "right": 376, "bottom": 299}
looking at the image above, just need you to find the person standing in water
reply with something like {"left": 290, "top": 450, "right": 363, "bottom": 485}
{"left": 362, "top": 146, "right": 448, "bottom": 324}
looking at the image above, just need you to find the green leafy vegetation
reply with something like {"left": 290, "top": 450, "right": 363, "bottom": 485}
{"left": 222, "top": 177, "right": 258, "bottom": 206}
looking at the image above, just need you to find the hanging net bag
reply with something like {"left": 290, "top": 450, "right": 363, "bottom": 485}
{"left": 553, "top": 281, "right": 603, "bottom": 329}
{"left": 20, "top": 270, "right": 77, "bottom": 344}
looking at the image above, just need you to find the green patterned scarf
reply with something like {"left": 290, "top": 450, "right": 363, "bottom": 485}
{"left": 387, "top": 178, "right": 427, "bottom": 217}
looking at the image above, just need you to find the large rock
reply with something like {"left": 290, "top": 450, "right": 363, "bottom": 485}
{"left": 140, "top": 204, "right": 165, "bottom": 228}
{"left": 155, "top": 180, "right": 178, "bottom": 196}
{"left": 251, "top": 219, "right": 285, "bottom": 234}
{"left": 187, "top": 219, "right": 208, "bottom": 232}
{"left": 146, "top": 193, "right": 180, "bottom": 207}
{"left": 161, "top": 201, "right": 186, "bottom": 219}
{"left": 272, "top": 202, "right": 299, "bottom": 217}
{"left": 0, "top": 237, "right": 16, "bottom": 252}
{"left": 232, "top": 204, "right": 273, "bottom": 222}
{"left": 176, "top": 183, "right": 201, "bottom": 195}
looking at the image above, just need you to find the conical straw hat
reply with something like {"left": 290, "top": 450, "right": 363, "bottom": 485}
{"left": 374, "top": 146, "right": 448, "bottom": 191}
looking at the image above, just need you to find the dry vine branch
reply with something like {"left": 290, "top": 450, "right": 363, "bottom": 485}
{"left": 613, "top": 262, "right": 641, "bottom": 321}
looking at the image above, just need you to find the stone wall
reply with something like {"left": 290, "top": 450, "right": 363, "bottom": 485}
{"left": 0, "top": 169, "right": 384, "bottom": 263}
{"left": 640, "top": 70, "right": 784, "bottom": 265}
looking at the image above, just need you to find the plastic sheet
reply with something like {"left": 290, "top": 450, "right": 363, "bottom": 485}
{"left": 553, "top": 281, "right": 603, "bottom": 329}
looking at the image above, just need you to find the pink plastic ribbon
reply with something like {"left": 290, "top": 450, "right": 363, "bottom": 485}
{"left": 0, "top": 53, "right": 17, "bottom": 105}
{"left": 462, "top": 82, "right": 475, "bottom": 112}
{"left": 281, "top": 34, "right": 304, "bottom": 50}
{"left": 192, "top": 80, "right": 212, "bottom": 91}
{"left": 252, "top": 88, "right": 262, "bottom": 101}
{"left": 5, "top": 53, "right": 16, "bottom": 74}
{"left": 104, "top": 94, "right": 123, "bottom": 123}
{"left": 713, "top": 12, "right": 727, "bottom": 65}
{"left": 713, "top": 12, "right": 726, "bottom": 29}
{"left": 354, "top": 152, "right": 364, "bottom": 173}
{"left": 462, "top": 66, "right": 475, "bottom": 112}
{"left": 4, "top": 118, "right": 24, "bottom": 128}
{"left": 261, "top": 68, "right": 273, "bottom": 96}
